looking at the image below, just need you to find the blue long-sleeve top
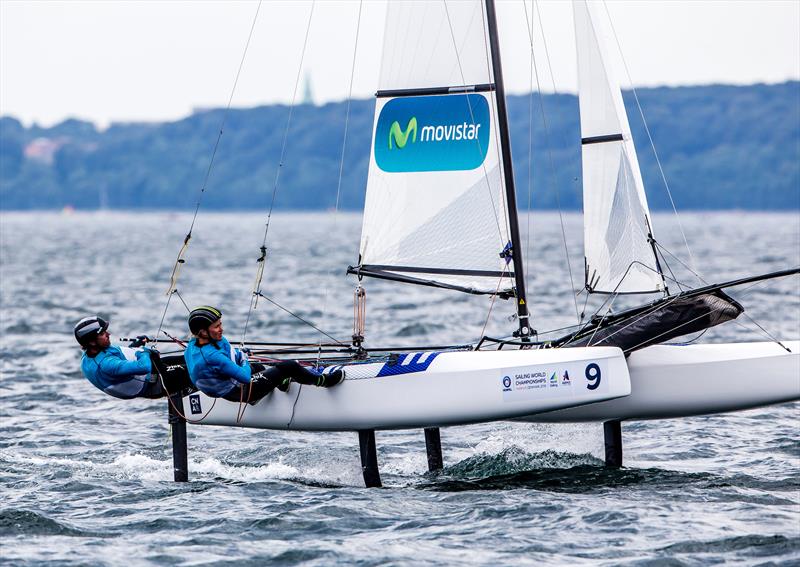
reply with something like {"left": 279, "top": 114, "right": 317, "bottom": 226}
{"left": 183, "top": 336, "right": 250, "bottom": 398}
{"left": 81, "top": 345, "right": 153, "bottom": 399}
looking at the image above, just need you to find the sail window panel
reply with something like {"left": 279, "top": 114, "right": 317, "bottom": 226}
{"left": 379, "top": 0, "right": 493, "bottom": 92}
{"left": 583, "top": 143, "right": 662, "bottom": 293}
{"left": 360, "top": 163, "right": 513, "bottom": 295}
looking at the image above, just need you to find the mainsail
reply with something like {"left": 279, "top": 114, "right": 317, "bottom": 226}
{"left": 350, "top": 0, "right": 518, "bottom": 298}
{"left": 573, "top": 0, "right": 664, "bottom": 294}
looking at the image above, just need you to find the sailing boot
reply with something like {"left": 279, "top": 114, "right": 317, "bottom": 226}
{"left": 275, "top": 376, "right": 291, "bottom": 392}
{"left": 317, "top": 368, "right": 345, "bottom": 388}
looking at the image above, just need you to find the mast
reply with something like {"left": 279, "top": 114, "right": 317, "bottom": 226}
{"left": 484, "top": 0, "right": 532, "bottom": 339}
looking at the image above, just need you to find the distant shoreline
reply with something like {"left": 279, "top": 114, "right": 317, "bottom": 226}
{"left": 2, "top": 208, "right": 798, "bottom": 214}
{"left": 2, "top": 82, "right": 798, "bottom": 212}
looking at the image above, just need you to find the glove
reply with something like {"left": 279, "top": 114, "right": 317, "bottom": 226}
{"left": 129, "top": 335, "right": 149, "bottom": 348}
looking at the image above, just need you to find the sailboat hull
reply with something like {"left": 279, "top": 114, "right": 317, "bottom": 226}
{"left": 521, "top": 341, "right": 799, "bottom": 422}
{"left": 181, "top": 347, "right": 631, "bottom": 431}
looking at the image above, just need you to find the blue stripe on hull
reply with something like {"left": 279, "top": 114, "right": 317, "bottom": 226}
{"left": 377, "top": 352, "right": 440, "bottom": 377}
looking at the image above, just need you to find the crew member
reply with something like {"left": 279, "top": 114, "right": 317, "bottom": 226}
{"left": 183, "top": 306, "right": 344, "bottom": 404}
{"left": 75, "top": 316, "right": 164, "bottom": 399}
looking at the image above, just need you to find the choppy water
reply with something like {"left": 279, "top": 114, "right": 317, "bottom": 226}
{"left": 1, "top": 211, "right": 799, "bottom": 566}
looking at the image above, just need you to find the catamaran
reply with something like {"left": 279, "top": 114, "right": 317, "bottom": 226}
{"left": 142, "top": 0, "right": 798, "bottom": 486}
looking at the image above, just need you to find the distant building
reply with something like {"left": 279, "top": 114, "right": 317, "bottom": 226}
{"left": 301, "top": 72, "right": 315, "bottom": 106}
{"left": 24, "top": 137, "right": 64, "bottom": 165}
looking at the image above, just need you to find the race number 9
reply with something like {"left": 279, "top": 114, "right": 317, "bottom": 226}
{"left": 585, "top": 363, "right": 601, "bottom": 390}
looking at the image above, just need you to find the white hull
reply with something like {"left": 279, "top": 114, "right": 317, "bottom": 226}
{"left": 182, "top": 347, "right": 630, "bottom": 431}
{"left": 522, "top": 341, "right": 800, "bottom": 422}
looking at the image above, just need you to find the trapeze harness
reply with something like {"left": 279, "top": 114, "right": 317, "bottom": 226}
{"left": 81, "top": 346, "right": 159, "bottom": 399}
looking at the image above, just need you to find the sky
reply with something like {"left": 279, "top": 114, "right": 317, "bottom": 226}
{"left": 1, "top": 0, "right": 798, "bottom": 128}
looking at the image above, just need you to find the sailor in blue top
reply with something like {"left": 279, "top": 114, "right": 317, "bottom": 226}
{"left": 75, "top": 316, "right": 163, "bottom": 399}
{"left": 183, "top": 306, "right": 344, "bottom": 404}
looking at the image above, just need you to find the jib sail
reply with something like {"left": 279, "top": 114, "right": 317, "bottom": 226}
{"left": 574, "top": 0, "right": 664, "bottom": 294}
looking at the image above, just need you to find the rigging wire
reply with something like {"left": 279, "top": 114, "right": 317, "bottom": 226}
{"left": 600, "top": 0, "right": 699, "bottom": 282}
{"left": 477, "top": 264, "right": 510, "bottom": 344}
{"left": 441, "top": 0, "right": 517, "bottom": 335}
{"left": 164, "top": 0, "right": 263, "bottom": 289}
{"left": 526, "top": 0, "right": 582, "bottom": 323}
{"left": 620, "top": 278, "right": 792, "bottom": 353}
{"left": 173, "top": 289, "right": 191, "bottom": 313}
{"left": 317, "top": 0, "right": 364, "bottom": 363}
{"left": 571, "top": 266, "right": 794, "bottom": 352}
{"left": 254, "top": 292, "right": 344, "bottom": 345}
{"left": 655, "top": 241, "right": 794, "bottom": 342}
{"left": 155, "top": 0, "right": 263, "bottom": 343}
{"left": 564, "top": 260, "right": 682, "bottom": 345}
{"left": 525, "top": 0, "right": 535, "bottom": 328}
{"left": 241, "top": 0, "right": 317, "bottom": 345}
{"left": 443, "top": 0, "right": 507, "bottom": 251}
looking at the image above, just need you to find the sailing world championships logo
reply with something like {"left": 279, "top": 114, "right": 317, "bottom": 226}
{"left": 375, "top": 94, "right": 490, "bottom": 172}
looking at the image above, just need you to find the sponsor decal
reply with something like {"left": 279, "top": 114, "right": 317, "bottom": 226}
{"left": 512, "top": 371, "right": 548, "bottom": 391}
{"left": 374, "top": 94, "right": 490, "bottom": 172}
{"left": 501, "top": 359, "right": 609, "bottom": 402}
{"left": 189, "top": 394, "right": 202, "bottom": 415}
{"left": 389, "top": 117, "right": 417, "bottom": 149}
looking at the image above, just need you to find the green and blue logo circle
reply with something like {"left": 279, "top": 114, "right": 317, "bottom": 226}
{"left": 374, "top": 94, "right": 490, "bottom": 173}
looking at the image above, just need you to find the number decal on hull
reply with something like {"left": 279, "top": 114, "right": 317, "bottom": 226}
{"left": 585, "top": 363, "right": 601, "bottom": 390}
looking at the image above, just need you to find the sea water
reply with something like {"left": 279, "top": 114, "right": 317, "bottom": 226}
{"left": 1, "top": 211, "right": 798, "bottom": 566}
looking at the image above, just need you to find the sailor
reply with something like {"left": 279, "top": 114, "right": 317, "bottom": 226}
{"left": 75, "top": 316, "right": 165, "bottom": 399}
{"left": 183, "top": 306, "right": 344, "bottom": 404}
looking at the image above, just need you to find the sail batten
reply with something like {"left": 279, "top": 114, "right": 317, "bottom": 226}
{"left": 376, "top": 83, "right": 496, "bottom": 98}
{"left": 574, "top": 0, "right": 664, "bottom": 295}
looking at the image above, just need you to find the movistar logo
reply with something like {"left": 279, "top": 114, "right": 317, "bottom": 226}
{"left": 375, "top": 93, "right": 490, "bottom": 172}
{"left": 389, "top": 117, "right": 417, "bottom": 149}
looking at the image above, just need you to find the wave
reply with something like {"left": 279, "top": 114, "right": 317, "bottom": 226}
{"left": 0, "top": 509, "right": 107, "bottom": 537}
{"left": 660, "top": 534, "right": 799, "bottom": 558}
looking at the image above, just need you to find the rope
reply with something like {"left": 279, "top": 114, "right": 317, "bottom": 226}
{"left": 174, "top": 289, "right": 191, "bottom": 313}
{"left": 564, "top": 261, "right": 671, "bottom": 345}
{"left": 477, "top": 265, "right": 510, "bottom": 345}
{"left": 621, "top": 279, "right": 791, "bottom": 353}
{"left": 525, "top": 0, "right": 581, "bottom": 323}
{"left": 242, "top": 0, "right": 317, "bottom": 345}
{"left": 254, "top": 292, "right": 344, "bottom": 344}
{"left": 236, "top": 380, "right": 253, "bottom": 424}
{"left": 353, "top": 284, "right": 366, "bottom": 342}
{"left": 525, "top": 0, "right": 535, "bottom": 320}
{"left": 600, "top": 0, "right": 698, "bottom": 280}
{"left": 654, "top": 241, "right": 794, "bottom": 344}
{"left": 156, "top": 0, "right": 263, "bottom": 344}
{"left": 569, "top": 267, "right": 793, "bottom": 352}
{"left": 444, "top": 0, "right": 507, "bottom": 249}
{"left": 320, "top": 0, "right": 363, "bottom": 353}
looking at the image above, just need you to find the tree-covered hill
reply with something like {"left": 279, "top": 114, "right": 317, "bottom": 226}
{"left": 1, "top": 82, "right": 798, "bottom": 211}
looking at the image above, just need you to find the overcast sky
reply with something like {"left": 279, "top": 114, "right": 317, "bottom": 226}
{"left": 2, "top": 0, "right": 798, "bottom": 128}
